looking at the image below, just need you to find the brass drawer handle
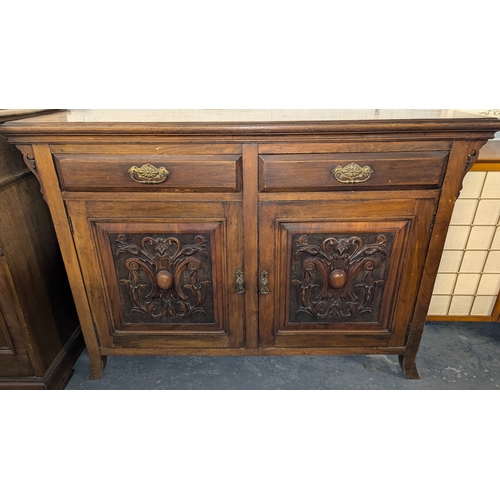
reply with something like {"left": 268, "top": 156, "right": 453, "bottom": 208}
{"left": 128, "top": 163, "right": 169, "bottom": 184}
{"left": 332, "top": 162, "right": 373, "bottom": 184}
{"left": 260, "top": 271, "right": 270, "bottom": 295}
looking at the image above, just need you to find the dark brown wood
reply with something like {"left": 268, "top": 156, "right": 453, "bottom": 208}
{"left": 242, "top": 144, "right": 259, "bottom": 349}
{"left": 31, "top": 144, "right": 106, "bottom": 380}
{"left": 50, "top": 143, "right": 243, "bottom": 155}
{"left": 54, "top": 153, "right": 242, "bottom": 192}
{"left": 258, "top": 140, "right": 454, "bottom": 155}
{"left": 1, "top": 109, "right": 497, "bottom": 140}
{"left": 0, "top": 134, "right": 82, "bottom": 389}
{"left": 99, "top": 346, "right": 407, "bottom": 356}
{"left": 260, "top": 151, "right": 448, "bottom": 192}
{"left": 224, "top": 201, "right": 246, "bottom": 347}
{"left": 1, "top": 110, "right": 498, "bottom": 380}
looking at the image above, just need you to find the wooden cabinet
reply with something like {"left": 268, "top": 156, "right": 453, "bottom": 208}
{"left": 1, "top": 110, "right": 498, "bottom": 381}
{"left": 0, "top": 134, "right": 82, "bottom": 389}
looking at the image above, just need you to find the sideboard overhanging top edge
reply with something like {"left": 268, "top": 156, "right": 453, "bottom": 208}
{"left": 1, "top": 110, "right": 498, "bottom": 143}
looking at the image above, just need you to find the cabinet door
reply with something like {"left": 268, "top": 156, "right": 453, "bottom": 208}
{"left": 259, "top": 195, "right": 438, "bottom": 348}
{"left": 67, "top": 200, "right": 244, "bottom": 351}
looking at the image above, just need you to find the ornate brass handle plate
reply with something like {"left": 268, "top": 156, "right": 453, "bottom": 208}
{"left": 260, "top": 271, "right": 270, "bottom": 295}
{"left": 128, "top": 163, "right": 169, "bottom": 184}
{"left": 236, "top": 270, "right": 245, "bottom": 294}
{"left": 332, "top": 162, "right": 373, "bottom": 184}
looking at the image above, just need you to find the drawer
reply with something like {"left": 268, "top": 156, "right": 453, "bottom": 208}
{"left": 259, "top": 151, "right": 449, "bottom": 192}
{"left": 53, "top": 154, "right": 242, "bottom": 192}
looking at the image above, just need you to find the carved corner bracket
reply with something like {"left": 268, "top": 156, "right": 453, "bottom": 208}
{"left": 16, "top": 145, "right": 47, "bottom": 202}
{"left": 455, "top": 139, "right": 491, "bottom": 199}
{"left": 465, "top": 150, "right": 478, "bottom": 173}
{"left": 464, "top": 139, "right": 491, "bottom": 175}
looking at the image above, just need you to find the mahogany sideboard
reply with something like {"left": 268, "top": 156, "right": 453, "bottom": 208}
{"left": 1, "top": 110, "right": 498, "bottom": 380}
{"left": 0, "top": 118, "right": 82, "bottom": 389}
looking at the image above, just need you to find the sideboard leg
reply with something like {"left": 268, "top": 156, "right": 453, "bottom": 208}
{"left": 399, "top": 354, "right": 420, "bottom": 380}
{"left": 88, "top": 355, "right": 107, "bottom": 380}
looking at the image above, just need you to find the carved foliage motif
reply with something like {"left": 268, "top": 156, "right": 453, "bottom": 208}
{"left": 290, "top": 233, "right": 394, "bottom": 322}
{"left": 112, "top": 233, "right": 214, "bottom": 323}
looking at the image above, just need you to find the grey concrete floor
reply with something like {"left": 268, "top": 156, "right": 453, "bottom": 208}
{"left": 65, "top": 321, "right": 500, "bottom": 389}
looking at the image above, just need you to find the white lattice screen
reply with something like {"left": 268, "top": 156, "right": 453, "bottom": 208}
{"left": 428, "top": 170, "right": 500, "bottom": 317}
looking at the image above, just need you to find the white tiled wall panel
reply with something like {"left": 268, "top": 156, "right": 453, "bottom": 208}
{"left": 449, "top": 199, "right": 478, "bottom": 225}
{"left": 473, "top": 200, "right": 500, "bottom": 225}
{"left": 444, "top": 226, "right": 470, "bottom": 250}
{"left": 471, "top": 296, "right": 498, "bottom": 315}
{"left": 459, "top": 251, "right": 488, "bottom": 273}
{"left": 428, "top": 295, "right": 452, "bottom": 315}
{"left": 476, "top": 274, "right": 500, "bottom": 295}
{"left": 448, "top": 295, "right": 475, "bottom": 315}
{"left": 466, "top": 226, "right": 495, "bottom": 249}
{"left": 454, "top": 273, "right": 481, "bottom": 295}
{"left": 459, "top": 171, "right": 486, "bottom": 198}
{"left": 430, "top": 169, "right": 500, "bottom": 317}
{"left": 492, "top": 227, "right": 500, "bottom": 249}
{"left": 438, "top": 251, "right": 463, "bottom": 273}
{"left": 484, "top": 251, "right": 500, "bottom": 273}
{"left": 480, "top": 172, "right": 500, "bottom": 198}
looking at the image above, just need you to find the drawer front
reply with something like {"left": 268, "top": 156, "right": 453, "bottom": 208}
{"left": 54, "top": 154, "right": 242, "bottom": 192}
{"left": 260, "top": 151, "right": 449, "bottom": 192}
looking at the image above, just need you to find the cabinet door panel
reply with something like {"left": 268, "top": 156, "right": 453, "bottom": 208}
{"left": 68, "top": 200, "right": 244, "bottom": 350}
{"left": 99, "top": 222, "right": 222, "bottom": 330}
{"left": 284, "top": 221, "right": 408, "bottom": 328}
{"left": 259, "top": 196, "right": 438, "bottom": 348}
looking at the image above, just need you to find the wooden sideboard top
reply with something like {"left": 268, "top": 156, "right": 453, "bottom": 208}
{"left": 1, "top": 109, "right": 499, "bottom": 141}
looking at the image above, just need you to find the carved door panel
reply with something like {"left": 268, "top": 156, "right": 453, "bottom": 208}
{"left": 259, "top": 196, "right": 439, "bottom": 348}
{"left": 66, "top": 200, "right": 244, "bottom": 350}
